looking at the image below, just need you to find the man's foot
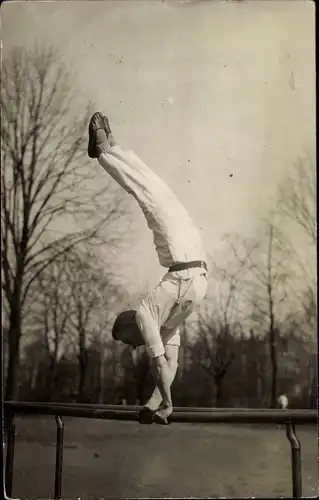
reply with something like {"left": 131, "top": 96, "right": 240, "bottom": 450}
{"left": 138, "top": 406, "right": 154, "bottom": 425}
{"left": 88, "top": 112, "right": 112, "bottom": 159}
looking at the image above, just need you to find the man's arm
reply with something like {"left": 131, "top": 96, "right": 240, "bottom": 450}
{"left": 150, "top": 355, "right": 173, "bottom": 414}
{"left": 146, "top": 344, "right": 179, "bottom": 411}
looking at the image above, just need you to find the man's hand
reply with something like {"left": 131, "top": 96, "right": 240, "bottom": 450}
{"left": 154, "top": 402, "right": 173, "bottom": 425}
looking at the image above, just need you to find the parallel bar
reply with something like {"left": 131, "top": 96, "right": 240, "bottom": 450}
{"left": 5, "top": 415, "right": 15, "bottom": 498}
{"left": 286, "top": 423, "right": 302, "bottom": 498}
{"left": 3, "top": 402, "right": 317, "bottom": 424}
{"left": 54, "top": 416, "right": 64, "bottom": 500}
{"left": 3, "top": 402, "right": 317, "bottom": 500}
{"left": 9, "top": 402, "right": 295, "bottom": 413}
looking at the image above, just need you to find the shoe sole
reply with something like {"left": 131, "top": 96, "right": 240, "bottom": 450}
{"left": 88, "top": 112, "right": 111, "bottom": 159}
{"left": 88, "top": 135, "right": 97, "bottom": 158}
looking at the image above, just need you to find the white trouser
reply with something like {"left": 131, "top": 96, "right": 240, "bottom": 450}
{"left": 136, "top": 272, "right": 208, "bottom": 358}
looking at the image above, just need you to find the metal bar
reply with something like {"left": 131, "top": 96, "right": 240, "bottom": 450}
{"left": 9, "top": 402, "right": 295, "bottom": 413}
{"left": 3, "top": 402, "right": 316, "bottom": 500}
{"left": 5, "top": 415, "right": 15, "bottom": 498}
{"left": 3, "top": 402, "right": 317, "bottom": 424}
{"left": 54, "top": 416, "right": 64, "bottom": 500}
{"left": 286, "top": 423, "right": 302, "bottom": 498}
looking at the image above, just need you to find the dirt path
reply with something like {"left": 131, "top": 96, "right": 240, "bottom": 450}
{"left": 7, "top": 416, "right": 318, "bottom": 498}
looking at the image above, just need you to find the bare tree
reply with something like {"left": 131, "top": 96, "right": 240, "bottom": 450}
{"left": 61, "top": 248, "right": 122, "bottom": 403}
{"left": 277, "top": 153, "right": 315, "bottom": 244}
{"left": 28, "top": 254, "right": 74, "bottom": 398}
{"left": 26, "top": 246, "right": 126, "bottom": 402}
{"left": 1, "top": 45, "right": 127, "bottom": 400}
{"left": 194, "top": 265, "right": 243, "bottom": 407}
{"left": 225, "top": 220, "right": 290, "bottom": 408}
{"left": 93, "top": 314, "right": 119, "bottom": 404}
{"left": 276, "top": 153, "right": 316, "bottom": 329}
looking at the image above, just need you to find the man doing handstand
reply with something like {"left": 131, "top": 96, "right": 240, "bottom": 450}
{"left": 88, "top": 112, "right": 208, "bottom": 424}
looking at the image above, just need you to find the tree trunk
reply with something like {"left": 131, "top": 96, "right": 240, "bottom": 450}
{"left": 30, "top": 361, "right": 38, "bottom": 391}
{"left": 5, "top": 309, "right": 21, "bottom": 401}
{"left": 78, "top": 349, "right": 88, "bottom": 403}
{"left": 46, "top": 356, "right": 56, "bottom": 401}
{"left": 77, "top": 327, "right": 88, "bottom": 403}
{"left": 98, "top": 348, "right": 106, "bottom": 404}
{"left": 112, "top": 341, "right": 118, "bottom": 379}
{"left": 269, "top": 329, "right": 278, "bottom": 408}
{"left": 257, "top": 374, "right": 262, "bottom": 402}
{"left": 215, "top": 375, "right": 224, "bottom": 408}
{"left": 309, "top": 360, "right": 317, "bottom": 408}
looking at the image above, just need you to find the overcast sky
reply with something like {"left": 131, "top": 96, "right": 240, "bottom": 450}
{"left": 1, "top": 0, "right": 315, "bottom": 295}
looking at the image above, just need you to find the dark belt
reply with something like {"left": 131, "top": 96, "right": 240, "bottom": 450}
{"left": 169, "top": 260, "right": 207, "bottom": 273}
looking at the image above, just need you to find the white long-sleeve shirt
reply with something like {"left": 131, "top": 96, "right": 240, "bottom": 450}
{"left": 98, "top": 145, "right": 206, "bottom": 275}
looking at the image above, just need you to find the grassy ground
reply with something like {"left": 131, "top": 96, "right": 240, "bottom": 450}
{"left": 6, "top": 416, "right": 318, "bottom": 499}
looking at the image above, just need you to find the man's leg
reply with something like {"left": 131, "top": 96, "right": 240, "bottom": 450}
{"left": 88, "top": 112, "right": 172, "bottom": 203}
